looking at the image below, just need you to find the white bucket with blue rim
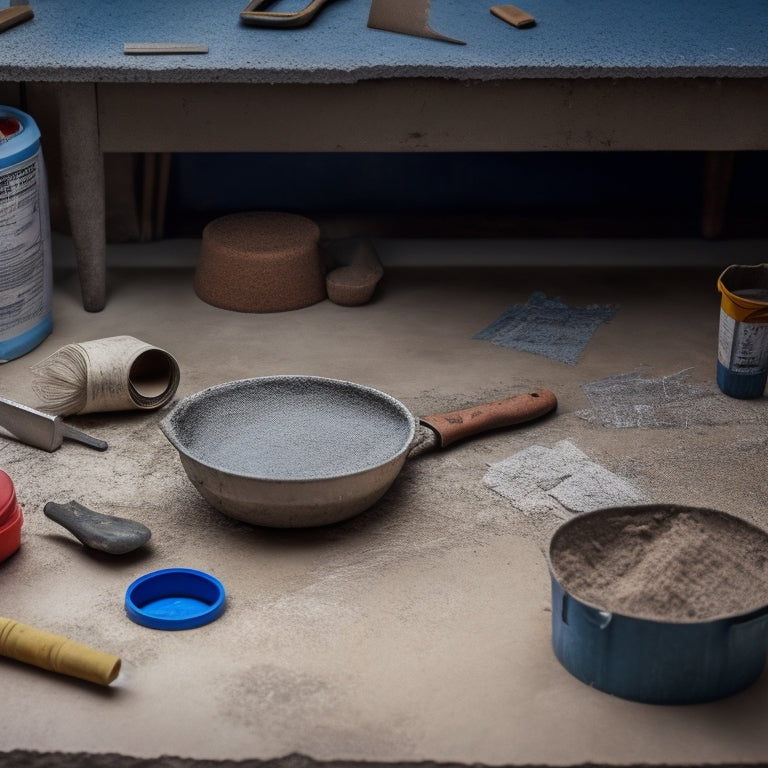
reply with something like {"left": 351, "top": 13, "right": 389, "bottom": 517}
{"left": 0, "top": 105, "right": 53, "bottom": 363}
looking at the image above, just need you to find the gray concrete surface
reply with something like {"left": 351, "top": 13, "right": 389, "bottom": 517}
{"left": 1, "top": 238, "right": 767, "bottom": 766}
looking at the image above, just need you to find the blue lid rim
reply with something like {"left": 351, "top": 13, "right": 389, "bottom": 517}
{"left": 0, "top": 105, "right": 41, "bottom": 165}
{"left": 125, "top": 567, "right": 226, "bottom": 630}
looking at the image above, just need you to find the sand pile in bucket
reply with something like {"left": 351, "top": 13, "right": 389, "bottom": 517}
{"left": 550, "top": 506, "right": 768, "bottom": 622}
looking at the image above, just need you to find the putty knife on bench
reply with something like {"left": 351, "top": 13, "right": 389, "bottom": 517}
{"left": 367, "top": 0, "right": 466, "bottom": 44}
{"left": 0, "top": 396, "right": 107, "bottom": 452}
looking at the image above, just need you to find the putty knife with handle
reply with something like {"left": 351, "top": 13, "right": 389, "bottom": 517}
{"left": 0, "top": 396, "right": 107, "bottom": 452}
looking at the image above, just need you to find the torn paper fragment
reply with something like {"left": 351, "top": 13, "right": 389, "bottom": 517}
{"left": 483, "top": 439, "right": 645, "bottom": 517}
{"left": 547, "top": 461, "right": 646, "bottom": 515}
{"left": 474, "top": 291, "right": 616, "bottom": 365}
{"left": 577, "top": 369, "right": 764, "bottom": 429}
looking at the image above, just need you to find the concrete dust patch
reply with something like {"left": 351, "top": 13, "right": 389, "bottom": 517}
{"left": 577, "top": 369, "right": 767, "bottom": 428}
{"left": 483, "top": 439, "right": 646, "bottom": 517}
{"left": 473, "top": 291, "right": 617, "bottom": 365}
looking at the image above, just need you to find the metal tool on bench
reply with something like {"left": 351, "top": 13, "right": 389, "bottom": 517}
{"left": 0, "top": 396, "right": 107, "bottom": 452}
{"left": 367, "top": 0, "right": 466, "bottom": 44}
{"left": 240, "top": 0, "right": 465, "bottom": 43}
{"left": 240, "top": 0, "right": 343, "bottom": 27}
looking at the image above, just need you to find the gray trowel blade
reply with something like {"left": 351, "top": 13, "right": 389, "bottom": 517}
{"left": 0, "top": 396, "right": 108, "bottom": 452}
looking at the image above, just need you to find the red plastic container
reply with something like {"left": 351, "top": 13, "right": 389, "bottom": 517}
{"left": 0, "top": 470, "right": 23, "bottom": 562}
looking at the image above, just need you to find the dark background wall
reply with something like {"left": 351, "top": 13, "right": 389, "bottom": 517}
{"left": 163, "top": 150, "right": 768, "bottom": 239}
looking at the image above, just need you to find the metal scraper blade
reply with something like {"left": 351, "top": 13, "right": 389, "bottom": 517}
{"left": 367, "top": 0, "right": 466, "bottom": 45}
{"left": 0, "top": 397, "right": 108, "bottom": 452}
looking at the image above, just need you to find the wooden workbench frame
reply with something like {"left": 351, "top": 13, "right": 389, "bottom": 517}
{"left": 55, "top": 77, "right": 768, "bottom": 310}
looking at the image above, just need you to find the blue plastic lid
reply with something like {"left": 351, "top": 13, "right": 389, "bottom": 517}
{"left": 125, "top": 568, "right": 225, "bottom": 630}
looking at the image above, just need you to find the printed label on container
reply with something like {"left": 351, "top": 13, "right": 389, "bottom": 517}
{"left": 0, "top": 149, "right": 51, "bottom": 341}
{"left": 718, "top": 309, "right": 768, "bottom": 375}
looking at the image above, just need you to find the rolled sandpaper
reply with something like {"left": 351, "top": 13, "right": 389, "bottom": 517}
{"left": 31, "top": 335, "right": 180, "bottom": 415}
{"left": 0, "top": 617, "right": 121, "bottom": 685}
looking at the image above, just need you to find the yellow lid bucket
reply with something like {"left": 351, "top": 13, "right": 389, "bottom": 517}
{"left": 718, "top": 264, "right": 768, "bottom": 322}
{"left": 716, "top": 264, "right": 768, "bottom": 398}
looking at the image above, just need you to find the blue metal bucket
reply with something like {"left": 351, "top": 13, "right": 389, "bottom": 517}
{"left": 548, "top": 505, "right": 768, "bottom": 704}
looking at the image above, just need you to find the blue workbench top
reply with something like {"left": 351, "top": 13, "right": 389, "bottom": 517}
{"left": 1, "top": 0, "right": 767, "bottom": 83}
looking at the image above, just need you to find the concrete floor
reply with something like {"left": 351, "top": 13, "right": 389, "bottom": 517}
{"left": 1, "top": 237, "right": 768, "bottom": 766}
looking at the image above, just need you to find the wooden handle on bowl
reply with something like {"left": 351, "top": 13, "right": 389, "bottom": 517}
{"left": 419, "top": 388, "right": 557, "bottom": 448}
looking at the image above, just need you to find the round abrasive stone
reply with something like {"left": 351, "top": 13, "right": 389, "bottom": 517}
{"left": 194, "top": 211, "right": 326, "bottom": 312}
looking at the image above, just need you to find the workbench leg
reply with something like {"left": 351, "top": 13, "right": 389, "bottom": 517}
{"left": 56, "top": 83, "right": 107, "bottom": 312}
{"left": 701, "top": 150, "right": 734, "bottom": 240}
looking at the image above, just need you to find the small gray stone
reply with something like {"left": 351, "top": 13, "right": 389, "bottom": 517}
{"left": 44, "top": 500, "right": 152, "bottom": 555}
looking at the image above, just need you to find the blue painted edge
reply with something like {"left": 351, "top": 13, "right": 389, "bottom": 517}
{"left": 716, "top": 362, "right": 767, "bottom": 400}
{"left": 0, "top": 316, "right": 52, "bottom": 363}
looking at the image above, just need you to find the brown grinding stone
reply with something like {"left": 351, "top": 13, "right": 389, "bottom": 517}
{"left": 194, "top": 212, "right": 326, "bottom": 312}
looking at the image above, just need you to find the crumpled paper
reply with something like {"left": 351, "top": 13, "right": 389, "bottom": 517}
{"left": 483, "top": 439, "right": 645, "bottom": 517}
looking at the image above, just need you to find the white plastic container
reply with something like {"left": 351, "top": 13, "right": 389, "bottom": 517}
{"left": 0, "top": 106, "right": 52, "bottom": 363}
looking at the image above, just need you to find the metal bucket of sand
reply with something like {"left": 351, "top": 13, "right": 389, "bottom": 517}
{"left": 548, "top": 504, "right": 768, "bottom": 704}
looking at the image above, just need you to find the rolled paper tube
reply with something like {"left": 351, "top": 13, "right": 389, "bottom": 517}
{"left": 0, "top": 617, "right": 121, "bottom": 685}
{"left": 32, "top": 335, "right": 181, "bottom": 415}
